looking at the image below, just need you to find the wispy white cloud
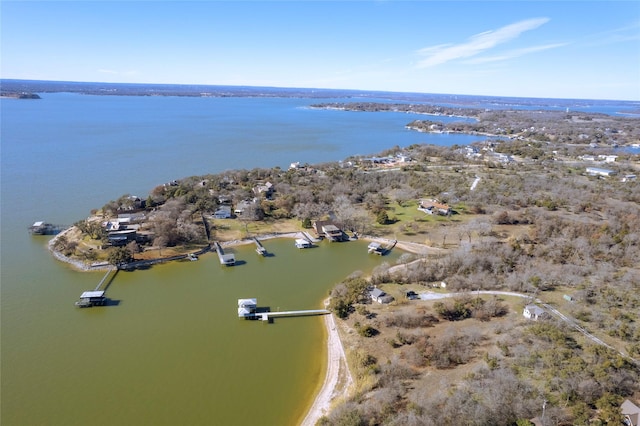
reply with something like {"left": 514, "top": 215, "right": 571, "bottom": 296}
{"left": 582, "top": 20, "right": 640, "bottom": 46}
{"left": 415, "top": 18, "right": 550, "bottom": 68}
{"left": 463, "top": 42, "right": 568, "bottom": 64}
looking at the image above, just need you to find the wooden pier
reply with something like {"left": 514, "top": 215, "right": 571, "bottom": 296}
{"left": 75, "top": 267, "right": 118, "bottom": 307}
{"left": 254, "top": 309, "right": 330, "bottom": 322}
{"left": 238, "top": 298, "right": 329, "bottom": 322}
{"left": 214, "top": 242, "right": 235, "bottom": 265}
{"left": 253, "top": 237, "right": 267, "bottom": 256}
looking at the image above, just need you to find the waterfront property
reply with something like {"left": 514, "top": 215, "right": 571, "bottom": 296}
{"left": 313, "top": 220, "right": 345, "bottom": 242}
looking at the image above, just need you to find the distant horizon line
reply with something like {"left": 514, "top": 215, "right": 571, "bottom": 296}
{"left": 1, "top": 78, "right": 639, "bottom": 103}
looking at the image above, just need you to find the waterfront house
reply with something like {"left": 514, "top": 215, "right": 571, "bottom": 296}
{"left": 523, "top": 305, "right": 547, "bottom": 321}
{"left": 313, "top": 220, "right": 344, "bottom": 241}
{"left": 370, "top": 287, "right": 394, "bottom": 304}
{"left": 107, "top": 229, "right": 137, "bottom": 246}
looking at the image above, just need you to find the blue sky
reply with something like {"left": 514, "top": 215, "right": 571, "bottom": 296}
{"left": 2, "top": 1, "right": 639, "bottom": 100}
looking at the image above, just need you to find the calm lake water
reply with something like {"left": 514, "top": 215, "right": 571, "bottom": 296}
{"left": 1, "top": 93, "right": 488, "bottom": 426}
{"left": 2, "top": 91, "right": 637, "bottom": 425}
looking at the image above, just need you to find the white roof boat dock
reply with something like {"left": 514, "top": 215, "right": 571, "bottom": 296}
{"left": 238, "top": 298, "right": 329, "bottom": 322}
{"left": 295, "top": 238, "right": 312, "bottom": 249}
{"left": 214, "top": 242, "right": 235, "bottom": 265}
{"left": 75, "top": 290, "right": 106, "bottom": 307}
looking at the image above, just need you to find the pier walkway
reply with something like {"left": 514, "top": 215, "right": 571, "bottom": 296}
{"left": 95, "top": 267, "right": 118, "bottom": 291}
{"left": 76, "top": 267, "right": 118, "bottom": 307}
{"left": 254, "top": 309, "right": 330, "bottom": 321}
{"left": 238, "top": 298, "right": 329, "bottom": 322}
{"left": 253, "top": 237, "right": 267, "bottom": 256}
{"left": 215, "top": 242, "right": 236, "bottom": 265}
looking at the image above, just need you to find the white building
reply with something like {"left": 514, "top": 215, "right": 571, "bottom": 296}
{"left": 586, "top": 167, "right": 617, "bottom": 177}
{"left": 523, "top": 305, "right": 547, "bottom": 321}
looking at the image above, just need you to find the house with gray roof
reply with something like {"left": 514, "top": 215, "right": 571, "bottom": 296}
{"left": 370, "top": 287, "right": 394, "bottom": 304}
{"left": 523, "top": 305, "right": 547, "bottom": 321}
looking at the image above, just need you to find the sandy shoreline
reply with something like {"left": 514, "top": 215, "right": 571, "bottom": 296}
{"left": 301, "top": 300, "right": 353, "bottom": 426}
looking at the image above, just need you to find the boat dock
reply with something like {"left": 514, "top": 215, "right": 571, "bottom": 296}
{"left": 238, "top": 298, "right": 329, "bottom": 322}
{"left": 29, "top": 221, "right": 66, "bottom": 235}
{"left": 75, "top": 267, "right": 118, "bottom": 307}
{"left": 253, "top": 237, "right": 267, "bottom": 256}
{"left": 254, "top": 309, "right": 330, "bottom": 322}
{"left": 368, "top": 239, "right": 397, "bottom": 255}
{"left": 215, "top": 242, "right": 236, "bottom": 265}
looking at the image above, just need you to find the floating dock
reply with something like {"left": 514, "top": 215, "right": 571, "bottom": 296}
{"left": 253, "top": 237, "right": 267, "bottom": 256}
{"left": 215, "top": 242, "right": 235, "bottom": 265}
{"left": 238, "top": 298, "right": 329, "bottom": 322}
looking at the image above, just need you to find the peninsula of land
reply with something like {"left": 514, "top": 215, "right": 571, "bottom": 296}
{"left": 45, "top": 100, "right": 640, "bottom": 425}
